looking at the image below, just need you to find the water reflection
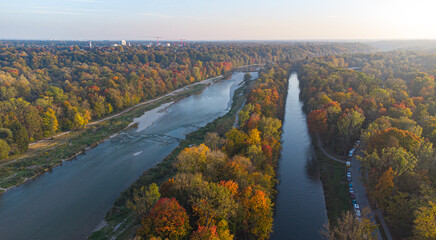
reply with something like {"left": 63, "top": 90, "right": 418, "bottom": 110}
{"left": 271, "top": 72, "right": 327, "bottom": 240}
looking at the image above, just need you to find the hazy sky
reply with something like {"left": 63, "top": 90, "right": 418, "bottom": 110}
{"left": 1, "top": 0, "right": 435, "bottom": 40}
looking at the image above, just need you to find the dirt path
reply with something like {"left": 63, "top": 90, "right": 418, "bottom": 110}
{"left": 0, "top": 75, "right": 223, "bottom": 169}
{"left": 315, "top": 134, "right": 346, "bottom": 163}
{"left": 28, "top": 75, "right": 222, "bottom": 147}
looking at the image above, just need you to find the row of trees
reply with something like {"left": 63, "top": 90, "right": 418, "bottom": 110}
{"left": 298, "top": 51, "right": 435, "bottom": 239}
{"left": 126, "top": 63, "right": 290, "bottom": 239}
{"left": 0, "top": 43, "right": 372, "bottom": 159}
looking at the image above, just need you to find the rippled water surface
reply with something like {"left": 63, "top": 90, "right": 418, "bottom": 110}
{"left": 0, "top": 72, "right": 258, "bottom": 240}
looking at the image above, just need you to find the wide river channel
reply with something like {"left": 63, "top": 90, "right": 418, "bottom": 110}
{"left": 271, "top": 72, "right": 328, "bottom": 239}
{"left": 0, "top": 72, "right": 257, "bottom": 240}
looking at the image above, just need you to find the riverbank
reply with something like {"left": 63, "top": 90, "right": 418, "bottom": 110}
{"left": 0, "top": 77, "right": 218, "bottom": 192}
{"left": 89, "top": 73, "right": 254, "bottom": 240}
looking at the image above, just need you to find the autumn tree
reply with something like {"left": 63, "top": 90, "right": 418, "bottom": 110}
{"left": 322, "top": 209, "right": 377, "bottom": 240}
{"left": 224, "top": 128, "right": 248, "bottom": 156}
{"left": 307, "top": 109, "right": 327, "bottom": 134}
{"left": 176, "top": 144, "right": 210, "bottom": 174}
{"left": 139, "top": 198, "right": 190, "bottom": 240}
{"left": 240, "top": 187, "right": 273, "bottom": 240}
{"left": 372, "top": 167, "right": 395, "bottom": 209}
{"left": 204, "top": 132, "right": 224, "bottom": 150}
{"left": 412, "top": 200, "right": 436, "bottom": 240}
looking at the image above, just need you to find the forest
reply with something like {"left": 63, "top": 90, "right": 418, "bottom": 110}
{"left": 0, "top": 42, "right": 372, "bottom": 160}
{"left": 124, "top": 63, "right": 290, "bottom": 240}
{"left": 298, "top": 51, "right": 435, "bottom": 239}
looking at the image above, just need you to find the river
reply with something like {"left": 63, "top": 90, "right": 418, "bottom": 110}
{"left": 271, "top": 72, "right": 328, "bottom": 240}
{"left": 0, "top": 71, "right": 257, "bottom": 240}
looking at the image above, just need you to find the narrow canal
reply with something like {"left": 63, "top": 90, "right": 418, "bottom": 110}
{"left": 271, "top": 72, "right": 328, "bottom": 240}
{"left": 0, "top": 72, "right": 257, "bottom": 240}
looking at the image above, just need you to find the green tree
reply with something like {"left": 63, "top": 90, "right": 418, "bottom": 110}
{"left": 127, "top": 183, "right": 161, "bottom": 218}
{"left": 11, "top": 123, "right": 29, "bottom": 153}
{"left": 337, "top": 109, "right": 365, "bottom": 151}
{"left": 0, "top": 128, "right": 13, "bottom": 141}
{"left": 0, "top": 139, "right": 11, "bottom": 159}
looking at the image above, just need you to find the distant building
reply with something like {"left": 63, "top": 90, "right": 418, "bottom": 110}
{"left": 166, "top": 43, "right": 171, "bottom": 47}
{"left": 89, "top": 41, "right": 92, "bottom": 48}
{"left": 121, "top": 40, "right": 127, "bottom": 46}
{"left": 113, "top": 43, "right": 119, "bottom": 47}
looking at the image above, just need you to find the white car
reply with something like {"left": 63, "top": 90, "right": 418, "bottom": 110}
{"left": 354, "top": 203, "right": 360, "bottom": 210}
{"left": 355, "top": 209, "right": 361, "bottom": 217}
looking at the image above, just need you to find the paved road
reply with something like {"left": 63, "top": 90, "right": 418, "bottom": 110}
{"left": 352, "top": 148, "right": 393, "bottom": 240}
{"left": 316, "top": 136, "right": 390, "bottom": 240}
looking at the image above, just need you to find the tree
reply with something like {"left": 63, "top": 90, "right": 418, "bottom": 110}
{"left": 337, "top": 109, "right": 364, "bottom": 150}
{"left": 11, "top": 123, "right": 29, "bottom": 153}
{"left": 224, "top": 128, "right": 248, "bottom": 156}
{"left": 176, "top": 144, "right": 210, "bottom": 173}
{"left": 322, "top": 209, "right": 377, "bottom": 240}
{"left": 372, "top": 167, "right": 395, "bottom": 210}
{"left": 190, "top": 220, "right": 233, "bottom": 240}
{"left": 0, "top": 128, "right": 13, "bottom": 141}
{"left": 205, "top": 132, "right": 224, "bottom": 150}
{"left": 385, "top": 192, "right": 417, "bottom": 237}
{"left": 127, "top": 183, "right": 161, "bottom": 218}
{"left": 139, "top": 198, "right": 190, "bottom": 240}
{"left": 307, "top": 109, "right": 327, "bottom": 134}
{"left": 0, "top": 139, "right": 11, "bottom": 159}
{"left": 413, "top": 200, "right": 436, "bottom": 240}
{"left": 42, "top": 108, "right": 58, "bottom": 137}
{"left": 241, "top": 187, "right": 273, "bottom": 240}
{"left": 243, "top": 72, "right": 252, "bottom": 83}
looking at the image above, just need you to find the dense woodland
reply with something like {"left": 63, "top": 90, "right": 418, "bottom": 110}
{"left": 126, "top": 63, "right": 290, "bottom": 240}
{"left": 299, "top": 51, "right": 435, "bottom": 239}
{"left": 0, "top": 43, "right": 372, "bottom": 159}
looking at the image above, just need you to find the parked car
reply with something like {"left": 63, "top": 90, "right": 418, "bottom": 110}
{"left": 355, "top": 209, "right": 361, "bottom": 217}
{"left": 354, "top": 203, "right": 360, "bottom": 210}
{"left": 347, "top": 176, "right": 352, "bottom": 181}
{"left": 346, "top": 161, "right": 351, "bottom": 167}
{"left": 349, "top": 183, "right": 353, "bottom": 188}
{"left": 349, "top": 187, "right": 354, "bottom": 194}
{"left": 352, "top": 199, "right": 357, "bottom": 205}
{"left": 350, "top": 193, "right": 356, "bottom": 199}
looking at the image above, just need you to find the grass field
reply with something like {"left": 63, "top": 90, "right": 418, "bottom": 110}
{"left": 314, "top": 143, "right": 351, "bottom": 225}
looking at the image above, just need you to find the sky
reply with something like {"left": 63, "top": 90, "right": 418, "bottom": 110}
{"left": 1, "top": 0, "right": 436, "bottom": 41}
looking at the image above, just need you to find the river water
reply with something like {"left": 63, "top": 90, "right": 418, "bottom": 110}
{"left": 271, "top": 72, "right": 328, "bottom": 240}
{"left": 0, "top": 72, "right": 257, "bottom": 240}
